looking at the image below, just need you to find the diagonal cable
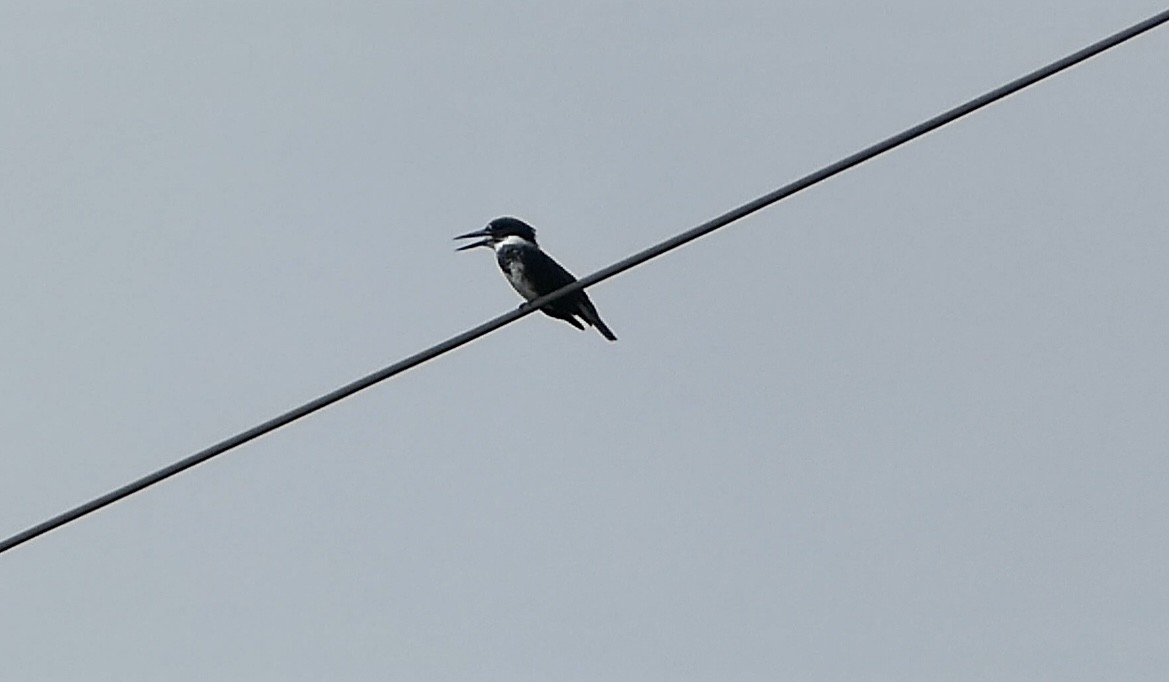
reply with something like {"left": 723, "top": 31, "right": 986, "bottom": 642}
{"left": 3, "top": 8, "right": 1167, "bottom": 556}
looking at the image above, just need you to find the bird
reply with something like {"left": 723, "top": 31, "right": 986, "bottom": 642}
{"left": 454, "top": 217, "right": 617, "bottom": 341}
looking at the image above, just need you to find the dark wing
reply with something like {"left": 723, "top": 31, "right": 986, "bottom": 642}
{"left": 529, "top": 251, "right": 617, "bottom": 340}
{"left": 524, "top": 251, "right": 587, "bottom": 319}
{"left": 525, "top": 249, "right": 578, "bottom": 293}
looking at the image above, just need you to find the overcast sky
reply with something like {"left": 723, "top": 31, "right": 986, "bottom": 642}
{"left": 2, "top": 2, "right": 1167, "bottom": 680}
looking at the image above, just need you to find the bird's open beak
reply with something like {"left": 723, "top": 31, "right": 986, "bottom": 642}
{"left": 453, "top": 228, "right": 492, "bottom": 251}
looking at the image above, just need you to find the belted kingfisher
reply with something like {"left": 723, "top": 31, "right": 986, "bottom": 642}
{"left": 455, "top": 217, "right": 617, "bottom": 341}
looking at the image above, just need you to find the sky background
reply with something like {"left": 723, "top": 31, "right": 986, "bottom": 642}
{"left": 2, "top": 2, "right": 1167, "bottom": 680}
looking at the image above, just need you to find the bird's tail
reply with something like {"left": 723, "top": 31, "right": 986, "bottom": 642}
{"left": 591, "top": 317, "right": 618, "bottom": 342}
{"left": 578, "top": 299, "right": 617, "bottom": 341}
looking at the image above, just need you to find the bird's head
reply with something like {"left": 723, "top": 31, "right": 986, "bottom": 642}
{"left": 454, "top": 216, "right": 538, "bottom": 251}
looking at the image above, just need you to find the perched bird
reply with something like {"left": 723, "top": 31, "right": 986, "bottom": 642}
{"left": 455, "top": 217, "right": 617, "bottom": 341}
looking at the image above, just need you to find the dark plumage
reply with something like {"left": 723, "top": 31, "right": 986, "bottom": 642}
{"left": 454, "top": 217, "right": 617, "bottom": 341}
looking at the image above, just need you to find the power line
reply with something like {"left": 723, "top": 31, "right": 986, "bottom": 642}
{"left": 3, "top": 8, "right": 1167, "bottom": 556}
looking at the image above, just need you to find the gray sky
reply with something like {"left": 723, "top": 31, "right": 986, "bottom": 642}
{"left": 2, "top": 2, "right": 1167, "bottom": 679}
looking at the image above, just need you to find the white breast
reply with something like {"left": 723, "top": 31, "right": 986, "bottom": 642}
{"left": 494, "top": 236, "right": 542, "bottom": 301}
{"left": 504, "top": 259, "right": 541, "bottom": 301}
